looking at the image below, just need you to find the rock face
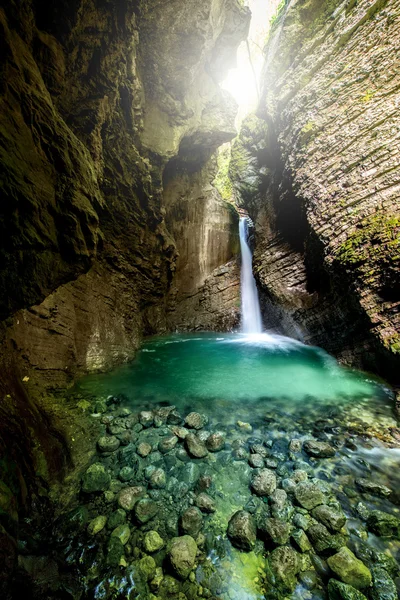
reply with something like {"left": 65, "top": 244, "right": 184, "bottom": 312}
{"left": 233, "top": 0, "right": 400, "bottom": 378}
{"left": 0, "top": 0, "right": 248, "bottom": 391}
{"left": 0, "top": 0, "right": 249, "bottom": 589}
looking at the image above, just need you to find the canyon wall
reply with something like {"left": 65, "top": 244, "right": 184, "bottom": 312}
{"left": 0, "top": 0, "right": 247, "bottom": 576}
{"left": 234, "top": 0, "right": 400, "bottom": 377}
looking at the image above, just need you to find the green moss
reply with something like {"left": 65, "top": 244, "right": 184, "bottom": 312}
{"left": 213, "top": 145, "right": 233, "bottom": 201}
{"left": 335, "top": 213, "right": 400, "bottom": 267}
{"left": 299, "top": 121, "right": 318, "bottom": 146}
{"left": 361, "top": 89, "right": 375, "bottom": 102}
{"left": 269, "top": 0, "right": 286, "bottom": 29}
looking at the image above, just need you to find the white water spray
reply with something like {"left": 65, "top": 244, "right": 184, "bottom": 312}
{"left": 239, "top": 217, "right": 263, "bottom": 334}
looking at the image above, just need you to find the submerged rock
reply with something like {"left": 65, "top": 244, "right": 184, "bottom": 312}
{"left": 184, "top": 412, "right": 208, "bottom": 430}
{"left": 139, "top": 555, "right": 156, "bottom": 581}
{"left": 137, "top": 442, "right": 152, "bottom": 457}
{"left": 308, "top": 523, "right": 347, "bottom": 555}
{"left": 304, "top": 440, "right": 335, "bottom": 458}
{"left": 195, "top": 492, "right": 216, "bottom": 513}
{"left": 111, "top": 524, "right": 131, "bottom": 545}
{"left": 158, "top": 435, "right": 178, "bottom": 453}
{"left": 291, "top": 529, "right": 312, "bottom": 553}
{"left": 370, "top": 566, "right": 397, "bottom": 600}
{"left": 180, "top": 507, "right": 203, "bottom": 537}
{"left": 206, "top": 432, "right": 225, "bottom": 452}
{"left": 139, "top": 411, "right": 154, "bottom": 428}
{"left": 251, "top": 468, "right": 277, "bottom": 496}
{"left": 185, "top": 434, "right": 208, "bottom": 458}
{"left": 82, "top": 463, "right": 110, "bottom": 493}
{"left": 327, "top": 547, "right": 372, "bottom": 589}
{"left": 355, "top": 479, "right": 392, "bottom": 498}
{"left": 168, "top": 535, "right": 197, "bottom": 579}
{"left": 249, "top": 453, "right": 264, "bottom": 468}
{"left": 108, "top": 509, "right": 127, "bottom": 529}
{"left": 261, "top": 517, "right": 291, "bottom": 546}
{"left": 148, "top": 468, "right": 167, "bottom": 489}
{"left": 227, "top": 510, "right": 256, "bottom": 551}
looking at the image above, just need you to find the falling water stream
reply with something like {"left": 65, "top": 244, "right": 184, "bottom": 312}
{"left": 239, "top": 217, "right": 263, "bottom": 334}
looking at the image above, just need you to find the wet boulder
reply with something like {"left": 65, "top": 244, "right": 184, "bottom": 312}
{"left": 291, "top": 529, "right": 312, "bottom": 553}
{"left": 308, "top": 523, "right": 348, "bottom": 555}
{"left": 261, "top": 518, "right": 291, "bottom": 546}
{"left": 195, "top": 493, "right": 216, "bottom": 513}
{"left": 184, "top": 412, "right": 208, "bottom": 430}
{"left": 327, "top": 547, "right": 372, "bottom": 589}
{"left": 251, "top": 468, "right": 277, "bottom": 496}
{"left": 82, "top": 463, "right": 110, "bottom": 493}
{"left": 118, "top": 486, "right": 146, "bottom": 511}
{"left": 180, "top": 507, "right": 203, "bottom": 537}
{"left": 137, "top": 442, "right": 152, "bottom": 457}
{"left": 206, "top": 432, "right": 225, "bottom": 452}
{"left": 304, "top": 440, "right": 335, "bottom": 458}
{"left": 249, "top": 453, "right": 264, "bottom": 468}
{"left": 111, "top": 524, "right": 131, "bottom": 545}
{"left": 366, "top": 510, "right": 400, "bottom": 538}
{"left": 327, "top": 579, "right": 368, "bottom": 600}
{"left": 158, "top": 435, "right": 179, "bottom": 453}
{"left": 87, "top": 515, "right": 107, "bottom": 536}
{"left": 185, "top": 434, "right": 208, "bottom": 458}
{"left": 168, "top": 535, "right": 197, "bottom": 579}
{"left": 97, "top": 435, "right": 120, "bottom": 453}
{"left": 227, "top": 510, "right": 257, "bottom": 551}
{"left": 139, "top": 411, "right": 154, "bottom": 428}
{"left": 370, "top": 566, "right": 397, "bottom": 600}
{"left": 267, "top": 546, "right": 301, "bottom": 593}
{"left": 294, "top": 481, "right": 325, "bottom": 510}
{"left": 144, "top": 530, "right": 164, "bottom": 553}
{"left": 134, "top": 498, "right": 158, "bottom": 524}
{"left": 355, "top": 479, "right": 392, "bottom": 498}
{"left": 312, "top": 504, "right": 346, "bottom": 532}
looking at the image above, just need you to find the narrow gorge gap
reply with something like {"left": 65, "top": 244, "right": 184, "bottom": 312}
{"left": 0, "top": 1, "right": 399, "bottom": 600}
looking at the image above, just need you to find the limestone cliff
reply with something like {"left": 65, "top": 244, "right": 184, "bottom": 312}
{"left": 235, "top": 0, "right": 400, "bottom": 378}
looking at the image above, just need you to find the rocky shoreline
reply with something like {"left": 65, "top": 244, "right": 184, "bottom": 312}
{"left": 14, "top": 393, "right": 400, "bottom": 600}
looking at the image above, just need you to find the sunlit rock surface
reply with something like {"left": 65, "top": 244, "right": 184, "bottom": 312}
{"left": 234, "top": 0, "right": 400, "bottom": 377}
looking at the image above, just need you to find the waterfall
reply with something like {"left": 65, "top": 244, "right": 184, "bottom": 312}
{"left": 239, "top": 217, "right": 263, "bottom": 334}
